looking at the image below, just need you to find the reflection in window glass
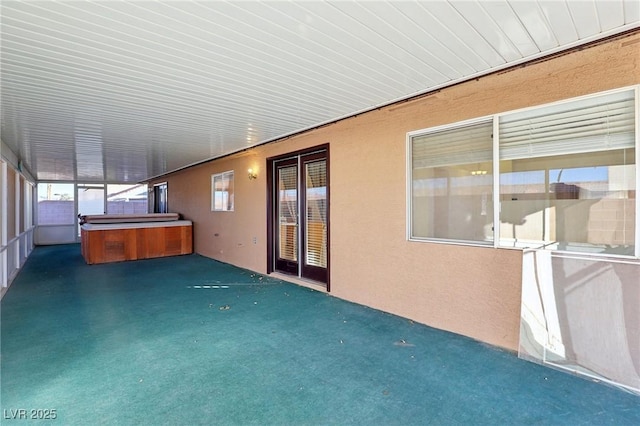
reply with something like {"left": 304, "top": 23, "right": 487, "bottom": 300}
{"left": 408, "top": 88, "right": 637, "bottom": 256}
{"left": 499, "top": 150, "right": 635, "bottom": 255}
{"left": 212, "top": 171, "right": 234, "bottom": 211}
{"left": 498, "top": 89, "right": 635, "bottom": 255}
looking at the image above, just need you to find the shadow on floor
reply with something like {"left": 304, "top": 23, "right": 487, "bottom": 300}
{"left": 2, "top": 244, "right": 639, "bottom": 425}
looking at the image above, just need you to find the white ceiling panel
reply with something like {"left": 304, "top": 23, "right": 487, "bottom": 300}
{"left": 1, "top": 0, "right": 638, "bottom": 183}
{"left": 479, "top": 1, "right": 541, "bottom": 56}
{"left": 625, "top": 0, "right": 640, "bottom": 23}
{"left": 451, "top": 0, "right": 528, "bottom": 61}
{"left": 427, "top": 0, "right": 508, "bottom": 67}
{"left": 391, "top": 1, "right": 488, "bottom": 73}
{"left": 538, "top": 1, "right": 580, "bottom": 45}
{"left": 567, "top": 1, "right": 602, "bottom": 38}
{"left": 595, "top": 0, "right": 625, "bottom": 31}
{"left": 509, "top": 1, "right": 558, "bottom": 51}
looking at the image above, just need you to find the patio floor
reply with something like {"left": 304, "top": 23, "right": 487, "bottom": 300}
{"left": 2, "top": 244, "right": 639, "bottom": 425}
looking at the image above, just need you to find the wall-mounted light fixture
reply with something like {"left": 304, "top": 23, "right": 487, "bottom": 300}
{"left": 248, "top": 168, "right": 258, "bottom": 180}
{"left": 471, "top": 170, "right": 487, "bottom": 176}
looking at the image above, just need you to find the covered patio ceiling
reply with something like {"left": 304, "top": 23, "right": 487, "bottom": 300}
{"left": 1, "top": 1, "right": 639, "bottom": 183}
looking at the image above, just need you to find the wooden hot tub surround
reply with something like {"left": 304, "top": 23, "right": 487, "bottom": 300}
{"left": 80, "top": 214, "right": 193, "bottom": 264}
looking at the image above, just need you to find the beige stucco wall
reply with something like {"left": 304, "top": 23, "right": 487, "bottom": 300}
{"left": 150, "top": 33, "right": 640, "bottom": 351}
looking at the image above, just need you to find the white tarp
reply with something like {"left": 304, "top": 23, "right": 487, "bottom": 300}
{"left": 519, "top": 250, "right": 639, "bottom": 395}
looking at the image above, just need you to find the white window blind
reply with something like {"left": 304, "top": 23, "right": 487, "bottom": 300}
{"left": 305, "top": 160, "right": 327, "bottom": 268}
{"left": 412, "top": 121, "right": 493, "bottom": 169}
{"left": 500, "top": 90, "right": 635, "bottom": 160}
{"left": 410, "top": 121, "right": 494, "bottom": 243}
{"left": 278, "top": 166, "right": 298, "bottom": 261}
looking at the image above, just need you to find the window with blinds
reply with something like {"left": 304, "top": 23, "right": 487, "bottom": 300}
{"left": 498, "top": 89, "right": 636, "bottom": 255}
{"left": 305, "top": 160, "right": 327, "bottom": 268}
{"left": 412, "top": 121, "right": 493, "bottom": 169}
{"left": 499, "top": 90, "right": 635, "bottom": 159}
{"left": 211, "top": 171, "right": 234, "bottom": 211}
{"left": 278, "top": 166, "right": 298, "bottom": 262}
{"left": 410, "top": 120, "right": 494, "bottom": 243}
{"left": 408, "top": 87, "right": 638, "bottom": 257}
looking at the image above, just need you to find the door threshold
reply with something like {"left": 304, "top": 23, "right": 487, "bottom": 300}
{"left": 268, "top": 272, "right": 328, "bottom": 293}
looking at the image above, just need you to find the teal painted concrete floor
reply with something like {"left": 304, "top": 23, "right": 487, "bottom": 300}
{"left": 1, "top": 245, "right": 639, "bottom": 425}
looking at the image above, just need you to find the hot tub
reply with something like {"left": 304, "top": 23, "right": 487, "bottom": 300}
{"left": 80, "top": 215, "right": 193, "bottom": 264}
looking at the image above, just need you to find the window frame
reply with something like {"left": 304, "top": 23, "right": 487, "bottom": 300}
{"left": 153, "top": 182, "right": 168, "bottom": 214}
{"left": 211, "top": 170, "right": 234, "bottom": 212}
{"left": 407, "top": 116, "right": 495, "bottom": 246}
{"left": 407, "top": 85, "right": 639, "bottom": 259}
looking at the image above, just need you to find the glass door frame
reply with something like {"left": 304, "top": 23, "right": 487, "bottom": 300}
{"left": 273, "top": 157, "right": 299, "bottom": 275}
{"left": 267, "top": 144, "right": 330, "bottom": 290}
{"left": 300, "top": 151, "right": 328, "bottom": 283}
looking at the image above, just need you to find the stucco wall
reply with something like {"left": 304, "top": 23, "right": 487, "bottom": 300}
{"left": 149, "top": 33, "right": 640, "bottom": 351}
